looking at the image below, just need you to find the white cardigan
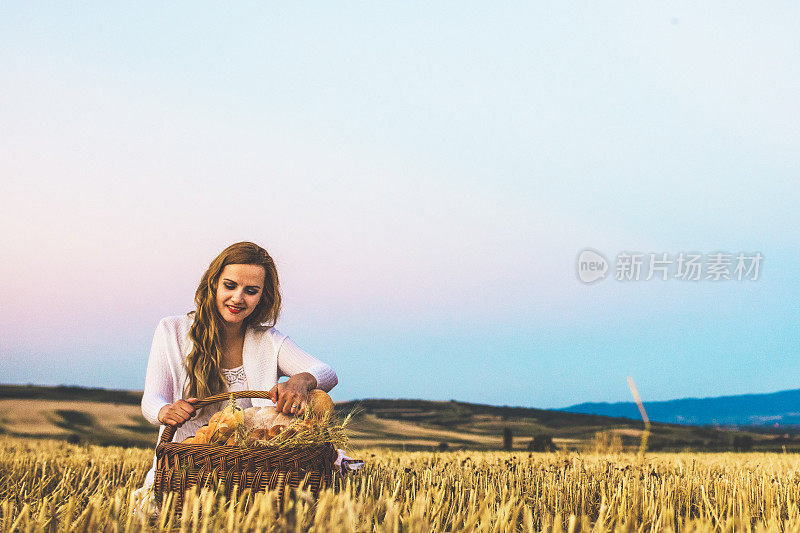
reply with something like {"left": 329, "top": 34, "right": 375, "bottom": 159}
{"left": 141, "top": 314, "right": 338, "bottom": 431}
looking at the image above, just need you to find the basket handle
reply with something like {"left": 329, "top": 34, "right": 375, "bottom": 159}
{"left": 159, "top": 390, "right": 274, "bottom": 444}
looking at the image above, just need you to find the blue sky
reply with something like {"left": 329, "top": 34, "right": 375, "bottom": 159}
{"left": 0, "top": 3, "right": 798, "bottom": 408}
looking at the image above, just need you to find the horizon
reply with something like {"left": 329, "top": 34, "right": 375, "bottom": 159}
{"left": 5, "top": 382, "right": 800, "bottom": 412}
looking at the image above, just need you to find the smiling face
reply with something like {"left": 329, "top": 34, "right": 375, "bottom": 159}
{"left": 215, "top": 263, "right": 267, "bottom": 328}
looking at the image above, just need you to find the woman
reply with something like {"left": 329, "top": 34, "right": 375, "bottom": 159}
{"left": 132, "top": 241, "right": 338, "bottom": 514}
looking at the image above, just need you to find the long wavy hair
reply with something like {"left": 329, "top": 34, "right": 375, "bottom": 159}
{"left": 184, "top": 242, "right": 281, "bottom": 402}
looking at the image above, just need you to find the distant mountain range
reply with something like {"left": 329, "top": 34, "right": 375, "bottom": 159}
{"left": 561, "top": 389, "right": 800, "bottom": 427}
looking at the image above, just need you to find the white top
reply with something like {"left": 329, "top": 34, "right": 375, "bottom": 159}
{"left": 221, "top": 364, "right": 253, "bottom": 408}
{"left": 139, "top": 314, "right": 338, "bottom": 488}
{"left": 222, "top": 365, "right": 248, "bottom": 386}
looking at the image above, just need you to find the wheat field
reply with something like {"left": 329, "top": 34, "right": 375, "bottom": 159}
{"left": 3, "top": 436, "right": 800, "bottom": 532}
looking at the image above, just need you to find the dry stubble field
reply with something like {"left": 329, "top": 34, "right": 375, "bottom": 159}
{"left": 3, "top": 436, "right": 800, "bottom": 532}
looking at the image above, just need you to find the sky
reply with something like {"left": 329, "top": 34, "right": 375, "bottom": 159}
{"left": 0, "top": 3, "right": 798, "bottom": 409}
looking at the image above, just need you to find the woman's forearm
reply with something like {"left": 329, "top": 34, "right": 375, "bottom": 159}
{"left": 276, "top": 336, "right": 338, "bottom": 392}
{"left": 141, "top": 319, "right": 174, "bottom": 425}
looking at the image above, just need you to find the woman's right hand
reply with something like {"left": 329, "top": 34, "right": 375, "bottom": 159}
{"left": 158, "top": 398, "right": 200, "bottom": 427}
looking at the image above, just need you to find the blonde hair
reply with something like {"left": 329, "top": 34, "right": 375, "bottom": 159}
{"left": 184, "top": 242, "right": 281, "bottom": 401}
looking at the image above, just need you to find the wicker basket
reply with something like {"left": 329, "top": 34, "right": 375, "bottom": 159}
{"left": 153, "top": 390, "right": 337, "bottom": 514}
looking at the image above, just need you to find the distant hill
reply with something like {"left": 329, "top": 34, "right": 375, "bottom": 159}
{"left": 1, "top": 384, "right": 797, "bottom": 452}
{"left": 0, "top": 384, "right": 142, "bottom": 404}
{"left": 561, "top": 389, "right": 800, "bottom": 427}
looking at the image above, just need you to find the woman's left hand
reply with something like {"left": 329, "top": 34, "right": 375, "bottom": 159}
{"left": 268, "top": 373, "right": 316, "bottom": 415}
